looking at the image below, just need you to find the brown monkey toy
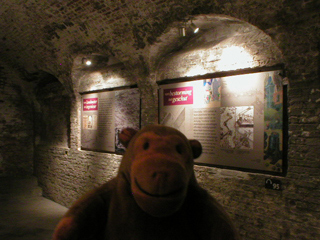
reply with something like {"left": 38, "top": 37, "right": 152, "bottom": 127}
{"left": 53, "top": 124, "right": 240, "bottom": 240}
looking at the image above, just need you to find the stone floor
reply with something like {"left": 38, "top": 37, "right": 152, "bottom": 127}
{"left": 0, "top": 197, "right": 67, "bottom": 240}
{"left": 0, "top": 178, "right": 68, "bottom": 240}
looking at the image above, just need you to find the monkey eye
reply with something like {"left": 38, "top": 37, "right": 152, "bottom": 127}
{"left": 176, "top": 144, "right": 183, "bottom": 154}
{"left": 143, "top": 141, "right": 149, "bottom": 150}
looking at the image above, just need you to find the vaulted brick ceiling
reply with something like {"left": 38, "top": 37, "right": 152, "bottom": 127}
{"left": 0, "top": 1, "right": 195, "bottom": 76}
{"left": 0, "top": 0, "right": 289, "bottom": 90}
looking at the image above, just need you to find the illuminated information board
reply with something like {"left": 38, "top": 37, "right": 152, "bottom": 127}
{"left": 159, "top": 70, "right": 285, "bottom": 173}
{"left": 81, "top": 88, "right": 140, "bottom": 153}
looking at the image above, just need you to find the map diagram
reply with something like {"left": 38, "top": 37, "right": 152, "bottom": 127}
{"left": 220, "top": 106, "right": 254, "bottom": 150}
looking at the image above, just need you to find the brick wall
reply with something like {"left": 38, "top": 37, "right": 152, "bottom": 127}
{"left": 34, "top": 76, "right": 71, "bottom": 148}
{"left": 0, "top": 62, "right": 34, "bottom": 176}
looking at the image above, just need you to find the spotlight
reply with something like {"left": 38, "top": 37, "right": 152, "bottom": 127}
{"left": 178, "top": 19, "right": 199, "bottom": 37}
{"left": 190, "top": 23, "right": 199, "bottom": 34}
{"left": 179, "top": 26, "right": 186, "bottom": 37}
{"left": 82, "top": 58, "right": 92, "bottom": 66}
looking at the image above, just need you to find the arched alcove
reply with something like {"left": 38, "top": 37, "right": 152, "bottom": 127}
{"left": 153, "top": 14, "right": 283, "bottom": 80}
{"left": 34, "top": 71, "right": 71, "bottom": 148}
{"left": 72, "top": 54, "right": 137, "bottom": 93}
{"left": 151, "top": 14, "right": 286, "bottom": 174}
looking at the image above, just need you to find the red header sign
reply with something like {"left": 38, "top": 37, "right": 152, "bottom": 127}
{"left": 163, "top": 87, "right": 193, "bottom": 106}
{"left": 83, "top": 98, "right": 98, "bottom": 111}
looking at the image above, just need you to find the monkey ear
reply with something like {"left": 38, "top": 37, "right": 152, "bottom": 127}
{"left": 119, "top": 128, "right": 138, "bottom": 148}
{"left": 189, "top": 140, "right": 202, "bottom": 159}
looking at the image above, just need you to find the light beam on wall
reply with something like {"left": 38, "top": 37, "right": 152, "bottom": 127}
{"left": 217, "top": 46, "right": 254, "bottom": 71}
{"left": 223, "top": 73, "right": 260, "bottom": 93}
{"left": 185, "top": 65, "right": 207, "bottom": 77}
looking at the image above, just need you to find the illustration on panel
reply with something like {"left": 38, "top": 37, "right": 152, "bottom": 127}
{"left": 264, "top": 73, "right": 283, "bottom": 172}
{"left": 220, "top": 106, "right": 254, "bottom": 150}
{"left": 203, "top": 78, "right": 221, "bottom": 105}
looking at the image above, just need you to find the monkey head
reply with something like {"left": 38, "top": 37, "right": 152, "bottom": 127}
{"left": 118, "top": 125, "right": 202, "bottom": 218}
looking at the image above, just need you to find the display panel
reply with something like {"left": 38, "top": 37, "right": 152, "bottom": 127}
{"left": 81, "top": 88, "right": 140, "bottom": 153}
{"left": 159, "top": 70, "right": 285, "bottom": 173}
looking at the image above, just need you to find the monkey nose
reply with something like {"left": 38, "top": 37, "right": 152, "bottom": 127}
{"left": 152, "top": 171, "right": 169, "bottom": 180}
{"left": 152, "top": 172, "right": 169, "bottom": 189}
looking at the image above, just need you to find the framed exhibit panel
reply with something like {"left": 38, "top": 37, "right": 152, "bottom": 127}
{"left": 158, "top": 70, "right": 286, "bottom": 174}
{"left": 81, "top": 87, "right": 140, "bottom": 154}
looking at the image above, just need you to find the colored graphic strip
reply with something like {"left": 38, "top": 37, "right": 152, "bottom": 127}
{"left": 83, "top": 98, "right": 98, "bottom": 111}
{"left": 163, "top": 87, "right": 193, "bottom": 106}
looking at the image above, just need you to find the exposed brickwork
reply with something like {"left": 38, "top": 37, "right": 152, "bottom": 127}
{"left": 156, "top": 18, "right": 283, "bottom": 80}
{"left": 36, "top": 85, "right": 70, "bottom": 147}
{"left": 34, "top": 146, "right": 122, "bottom": 207}
{"left": 0, "top": 0, "right": 319, "bottom": 240}
{"left": 0, "top": 62, "right": 34, "bottom": 176}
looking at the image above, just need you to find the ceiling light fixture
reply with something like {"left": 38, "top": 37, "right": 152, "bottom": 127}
{"left": 82, "top": 58, "right": 92, "bottom": 66}
{"left": 178, "top": 18, "right": 199, "bottom": 37}
{"left": 190, "top": 22, "right": 199, "bottom": 34}
{"left": 179, "top": 26, "right": 186, "bottom": 37}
